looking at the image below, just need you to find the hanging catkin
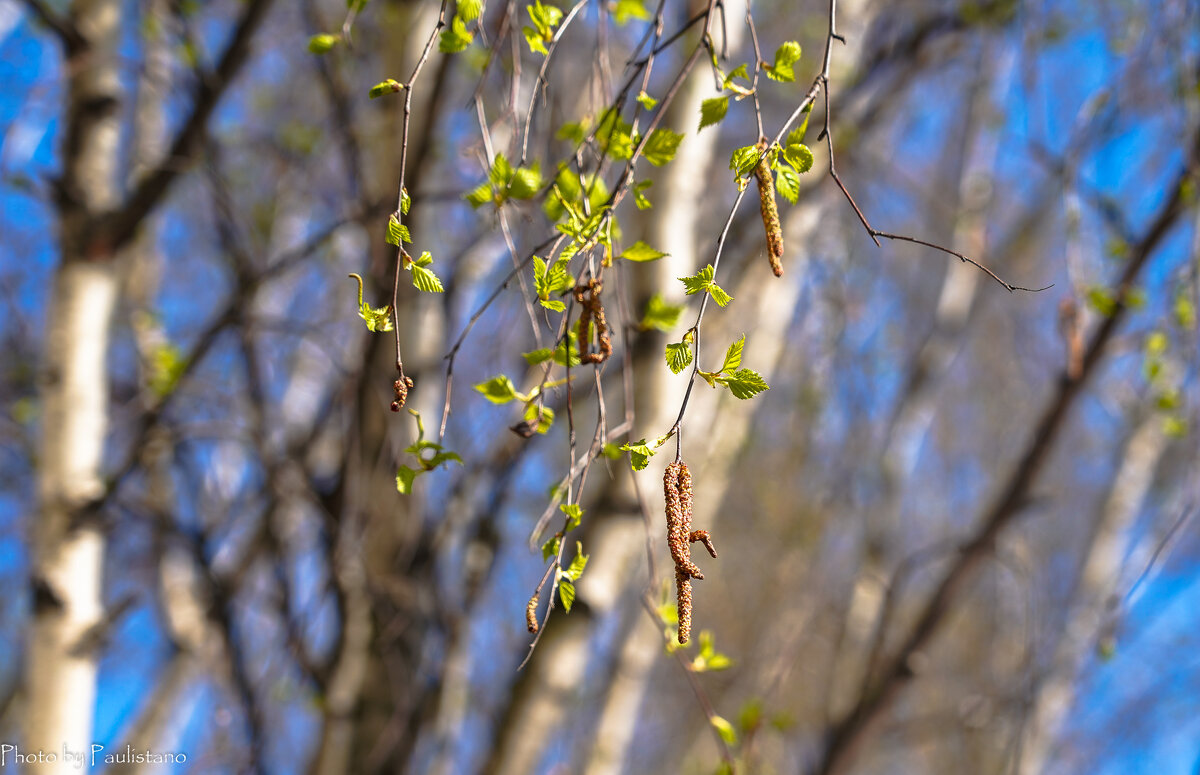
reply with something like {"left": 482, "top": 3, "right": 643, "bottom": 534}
{"left": 664, "top": 461, "right": 718, "bottom": 644}
{"left": 754, "top": 138, "right": 784, "bottom": 277}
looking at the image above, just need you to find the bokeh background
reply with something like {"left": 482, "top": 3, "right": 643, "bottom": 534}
{"left": 1, "top": 0, "right": 1198, "bottom": 773}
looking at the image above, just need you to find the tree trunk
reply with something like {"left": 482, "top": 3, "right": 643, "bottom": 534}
{"left": 28, "top": 0, "right": 122, "bottom": 768}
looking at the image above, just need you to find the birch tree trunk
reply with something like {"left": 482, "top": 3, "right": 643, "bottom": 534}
{"left": 28, "top": 0, "right": 122, "bottom": 768}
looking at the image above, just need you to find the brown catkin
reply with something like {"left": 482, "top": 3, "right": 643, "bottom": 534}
{"left": 574, "top": 279, "right": 612, "bottom": 364}
{"left": 754, "top": 138, "right": 784, "bottom": 277}
{"left": 526, "top": 593, "right": 540, "bottom": 634}
{"left": 664, "top": 463, "right": 702, "bottom": 579}
{"left": 676, "top": 570, "right": 692, "bottom": 644}
{"left": 391, "top": 375, "right": 414, "bottom": 413}
{"left": 666, "top": 461, "right": 717, "bottom": 645}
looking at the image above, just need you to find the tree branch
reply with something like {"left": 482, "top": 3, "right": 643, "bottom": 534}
{"left": 18, "top": 0, "right": 84, "bottom": 52}
{"left": 813, "top": 136, "right": 1200, "bottom": 775}
{"left": 95, "top": 0, "right": 276, "bottom": 254}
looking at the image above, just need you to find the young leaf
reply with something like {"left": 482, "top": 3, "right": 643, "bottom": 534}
{"left": 710, "top": 715, "right": 738, "bottom": 745}
{"left": 636, "top": 90, "right": 658, "bottom": 109}
{"left": 620, "top": 240, "right": 668, "bottom": 262}
{"left": 458, "top": 0, "right": 483, "bottom": 22}
{"left": 723, "top": 63, "right": 750, "bottom": 90}
{"left": 665, "top": 341, "right": 692, "bottom": 374}
{"left": 698, "top": 96, "right": 729, "bottom": 131}
{"left": 679, "top": 265, "right": 733, "bottom": 307}
{"left": 465, "top": 181, "right": 492, "bottom": 208}
{"left": 729, "top": 145, "right": 762, "bottom": 178}
{"left": 409, "top": 261, "right": 444, "bottom": 293}
{"left": 559, "top": 503, "right": 583, "bottom": 530}
{"left": 642, "top": 128, "right": 684, "bottom": 166}
{"left": 523, "top": 347, "right": 554, "bottom": 365}
{"left": 766, "top": 41, "right": 801, "bottom": 82}
{"left": 720, "top": 335, "right": 745, "bottom": 373}
{"left": 775, "top": 163, "right": 801, "bottom": 204}
{"left": 563, "top": 541, "right": 589, "bottom": 580}
{"left": 619, "top": 439, "right": 655, "bottom": 471}
{"left": 368, "top": 79, "right": 403, "bottom": 99}
{"left": 524, "top": 403, "right": 554, "bottom": 434}
{"left": 508, "top": 162, "right": 543, "bottom": 199}
{"left": 784, "top": 142, "right": 814, "bottom": 174}
{"left": 439, "top": 14, "right": 474, "bottom": 53}
{"left": 386, "top": 214, "right": 411, "bottom": 245}
{"left": 632, "top": 179, "right": 653, "bottom": 210}
{"left": 474, "top": 375, "right": 518, "bottom": 404}
{"left": 396, "top": 465, "right": 421, "bottom": 494}
{"left": 558, "top": 577, "right": 576, "bottom": 612}
{"left": 640, "top": 293, "right": 685, "bottom": 331}
{"left": 541, "top": 535, "right": 561, "bottom": 562}
{"left": 717, "top": 368, "right": 769, "bottom": 399}
{"left": 348, "top": 273, "right": 394, "bottom": 332}
{"left": 611, "top": 0, "right": 650, "bottom": 24}
{"left": 308, "top": 34, "right": 339, "bottom": 54}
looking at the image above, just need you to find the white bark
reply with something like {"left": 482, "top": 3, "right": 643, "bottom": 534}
{"left": 1017, "top": 420, "right": 1168, "bottom": 774}
{"left": 30, "top": 260, "right": 118, "bottom": 770}
{"left": 28, "top": 0, "right": 122, "bottom": 768}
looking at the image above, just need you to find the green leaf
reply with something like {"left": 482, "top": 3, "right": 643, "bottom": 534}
{"left": 717, "top": 368, "right": 769, "bottom": 399}
{"left": 601, "top": 442, "right": 622, "bottom": 460}
{"left": 465, "top": 181, "right": 493, "bottom": 208}
{"left": 523, "top": 0, "right": 562, "bottom": 54}
{"left": 458, "top": 0, "right": 483, "bottom": 22}
{"left": 636, "top": 90, "right": 658, "bottom": 110}
{"left": 784, "top": 142, "right": 814, "bottom": 174}
{"left": 723, "top": 63, "right": 750, "bottom": 89}
{"left": 147, "top": 342, "right": 186, "bottom": 397}
{"left": 386, "top": 214, "right": 411, "bottom": 245}
{"left": 368, "top": 79, "right": 403, "bottom": 99}
{"left": 489, "top": 153, "right": 514, "bottom": 186}
{"left": 541, "top": 535, "right": 561, "bottom": 562}
{"left": 679, "top": 264, "right": 733, "bottom": 307}
{"left": 359, "top": 304, "right": 393, "bottom": 332}
{"left": 619, "top": 439, "right": 655, "bottom": 471}
{"left": 632, "top": 179, "right": 653, "bottom": 210}
{"left": 439, "top": 14, "right": 474, "bottom": 53}
{"left": 642, "top": 128, "right": 684, "bottom": 166}
{"left": 640, "top": 293, "right": 685, "bottom": 331}
{"left": 1087, "top": 286, "right": 1117, "bottom": 317}
{"left": 611, "top": 0, "right": 650, "bottom": 24}
{"left": 396, "top": 465, "right": 421, "bottom": 494}
{"left": 308, "top": 34, "right": 339, "bottom": 54}
{"left": 558, "top": 577, "right": 576, "bottom": 613}
{"left": 720, "top": 335, "right": 745, "bottom": 373}
{"left": 563, "top": 541, "right": 589, "bottom": 580}
{"left": 1174, "top": 291, "right": 1197, "bottom": 329}
{"left": 559, "top": 503, "right": 584, "bottom": 530}
{"left": 557, "top": 119, "right": 589, "bottom": 144}
{"left": 729, "top": 144, "right": 762, "bottom": 178}
{"left": 775, "top": 163, "right": 801, "bottom": 204}
{"left": 349, "top": 273, "right": 394, "bottom": 332}
{"left": 474, "top": 375, "right": 518, "bottom": 404}
{"left": 710, "top": 715, "right": 738, "bottom": 745}
{"left": 400, "top": 188, "right": 412, "bottom": 215}
{"left": 698, "top": 96, "right": 729, "bottom": 131}
{"left": 620, "top": 240, "right": 668, "bottom": 262}
{"left": 554, "top": 331, "right": 583, "bottom": 367}
{"left": 665, "top": 341, "right": 692, "bottom": 374}
{"left": 524, "top": 402, "right": 555, "bottom": 434}
{"left": 766, "top": 41, "right": 801, "bottom": 82}
{"left": 409, "top": 260, "right": 444, "bottom": 293}
{"left": 523, "top": 347, "right": 554, "bottom": 365}
{"left": 509, "top": 162, "right": 543, "bottom": 199}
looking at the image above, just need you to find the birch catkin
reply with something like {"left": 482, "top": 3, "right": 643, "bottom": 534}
{"left": 664, "top": 461, "right": 717, "bottom": 644}
{"left": 754, "top": 138, "right": 784, "bottom": 277}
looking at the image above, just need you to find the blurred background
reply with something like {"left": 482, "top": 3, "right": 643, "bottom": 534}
{"left": 1, "top": 0, "right": 1199, "bottom": 773}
